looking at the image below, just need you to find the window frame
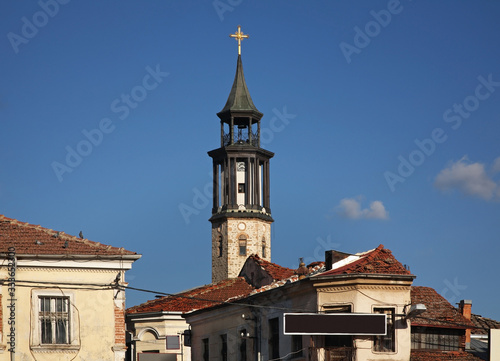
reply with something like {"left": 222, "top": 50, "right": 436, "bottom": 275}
{"left": 238, "top": 235, "right": 247, "bottom": 256}
{"left": 39, "top": 295, "right": 70, "bottom": 345}
{"left": 373, "top": 307, "right": 396, "bottom": 353}
{"left": 31, "top": 289, "right": 80, "bottom": 351}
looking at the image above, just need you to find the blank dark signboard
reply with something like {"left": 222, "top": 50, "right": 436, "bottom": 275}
{"left": 283, "top": 313, "right": 387, "bottom": 335}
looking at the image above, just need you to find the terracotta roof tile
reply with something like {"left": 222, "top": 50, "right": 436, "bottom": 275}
{"left": 319, "top": 245, "right": 411, "bottom": 276}
{"left": 411, "top": 286, "right": 474, "bottom": 329}
{"left": 410, "top": 350, "right": 483, "bottom": 361}
{"left": 247, "top": 254, "right": 295, "bottom": 280}
{"left": 0, "top": 214, "right": 137, "bottom": 256}
{"left": 127, "top": 277, "right": 254, "bottom": 315}
{"left": 470, "top": 313, "right": 500, "bottom": 335}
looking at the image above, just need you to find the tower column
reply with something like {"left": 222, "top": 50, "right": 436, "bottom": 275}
{"left": 245, "top": 157, "right": 250, "bottom": 206}
{"left": 213, "top": 161, "right": 219, "bottom": 211}
{"left": 255, "top": 158, "right": 260, "bottom": 207}
{"left": 220, "top": 121, "right": 224, "bottom": 147}
{"left": 266, "top": 160, "right": 271, "bottom": 209}
{"left": 230, "top": 117, "right": 234, "bottom": 145}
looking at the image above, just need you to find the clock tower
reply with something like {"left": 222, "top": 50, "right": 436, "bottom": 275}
{"left": 209, "top": 26, "right": 274, "bottom": 283}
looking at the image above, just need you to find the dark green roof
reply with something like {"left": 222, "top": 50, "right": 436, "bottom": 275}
{"left": 218, "top": 55, "right": 262, "bottom": 120}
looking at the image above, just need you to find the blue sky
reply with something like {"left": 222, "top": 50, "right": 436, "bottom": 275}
{"left": 1, "top": 1, "right": 499, "bottom": 320}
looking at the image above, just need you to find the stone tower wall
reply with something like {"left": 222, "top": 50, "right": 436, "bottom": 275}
{"left": 212, "top": 217, "right": 271, "bottom": 283}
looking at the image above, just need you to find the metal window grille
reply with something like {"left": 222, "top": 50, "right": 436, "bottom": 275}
{"left": 39, "top": 296, "right": 70, "bottom": 344}
{"left": 411, "top": 327, "right": 460, "bottom": 351}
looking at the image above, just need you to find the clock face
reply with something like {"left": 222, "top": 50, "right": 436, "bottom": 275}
{"left": 237, "top": 162, "right": 245, "bottom": 172}
{"left": 238, "top": 222, "right": 246, "bottom": 231}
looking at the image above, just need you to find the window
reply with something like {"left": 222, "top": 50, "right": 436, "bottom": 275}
{"left": 373, "top": 308, "right": 395, "bottom": 352}
{"left": 291, "top": 335, "right": 303, "bottom": 358}
{"left": 221, "top": 334, "right": 228, "bottom": 361}
{"left": 262, "top": 239, "right": 266, "bottom": 258}
{"left": 268, "top": 317, "right": 280, "bottom": 360}
{"left": 202, "top": 338, "right": 209, "bottom": 361}
{"left": 218, "top": 236, "right": 223, "bottom": 257}
{"left": 238, "top": 183, "right": 246, "bottom": 193}
{"left": 31, "top": 290, "right": 79, "bottom": 350}
{"left": 239, "top": 235, "right": 247, "bottom": 256}
{"left": 324, "top": 305, "right": 353, "bottom": 348}
{"left": 39, "top": 296, "right": 70, "bottom": 344}
{"left": 411, "top": 327, "right": 460, "bottom": 351}
{"left": 166, "top": 335, "right": 180, "bottom": 350}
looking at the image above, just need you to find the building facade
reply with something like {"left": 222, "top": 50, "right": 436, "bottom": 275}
{"left": 185, "top": 245, "right": 416, "bottom": 361}
{"left": 0, "top": 214, "right": 140, "bottom": 361}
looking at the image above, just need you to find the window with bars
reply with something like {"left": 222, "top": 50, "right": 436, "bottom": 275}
{"left": 411, "top": 327, "right": 461, "bottom": 351}
{"left": 39, "top": 296, "right": 70, "bottom": 344}
{"left": 373, "top": 308, "right": 395, "bottom": 352}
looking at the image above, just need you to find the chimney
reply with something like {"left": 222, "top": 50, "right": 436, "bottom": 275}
{"left": 325, "top": 250, "right": 351, "bottom": 270}
{"left": 459, "top": 299, "right": 472, "bottom": 349}
{"left": 295, "top": 258, "right": 309, "bottom": 280}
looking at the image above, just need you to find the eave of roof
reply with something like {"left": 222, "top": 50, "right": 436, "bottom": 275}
{"left": 0, "top": 214, "right": 138, "bottom": 257}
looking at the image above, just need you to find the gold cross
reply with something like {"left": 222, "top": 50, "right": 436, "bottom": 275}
{"left": 230, "top": 25, "right": 249, "bottom": 55}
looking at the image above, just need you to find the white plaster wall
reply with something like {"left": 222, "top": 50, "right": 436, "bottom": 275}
{"left": 0, "top": 264, "right": 128, "bottom": 361}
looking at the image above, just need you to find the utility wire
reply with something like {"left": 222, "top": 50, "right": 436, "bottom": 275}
{"left": 12, "top": 279, "right": 489, "bottom": 330}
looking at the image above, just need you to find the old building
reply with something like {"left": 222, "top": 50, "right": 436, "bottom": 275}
{"left": 185, "top": 245, "right": 417, "bottom": 361}
{"left": 0, "top": 214, "right": 140, "bottom": 361}
{"left": 409, "top": 287, "right": 481, "bottom": 361}
{"left": 125, "top": 255, "right": 296, "bottom": 361}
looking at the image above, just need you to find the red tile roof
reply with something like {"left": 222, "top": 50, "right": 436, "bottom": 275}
{"left": 320, "top": 245, "right": 411, "bottom": 276}
{"left": 0, "top": 214, "right": 137, "bottom": 256}
{"left": 411, "top": 286, "right": 474, "bottom": 329}
{"left": 470, "top": 313, "right": 500, "bottom": 335}
{"left": 246, "top": 254, "right": 295, "bottom": 280}
{"left": 127, "top": 277, "right": 254, "bottom": 314}
{"left": 410, "top": 350, "right": 483, "bottom": 361}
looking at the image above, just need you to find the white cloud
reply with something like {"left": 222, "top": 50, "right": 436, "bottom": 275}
{"left": 336, "top": 197, "right": 389, "bottom": 220}
{"left": 434, "top": 157, "right": 499, "bottom": 200}
{"left": 492, "top": 157, "right": 500, "bottom": 174}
